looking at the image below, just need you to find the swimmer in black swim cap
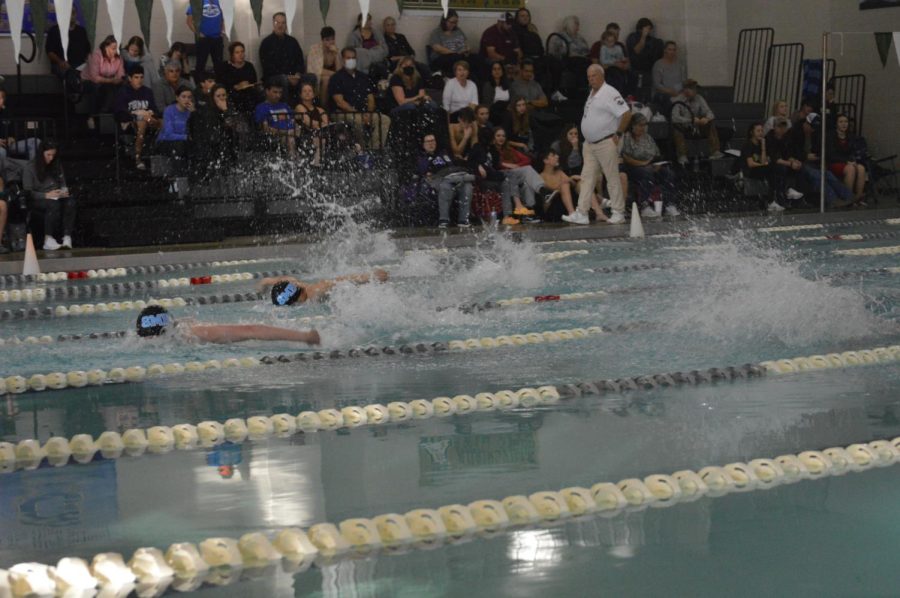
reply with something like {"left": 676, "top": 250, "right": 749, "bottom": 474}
{"left": 135, "top": 305, "right": 320, "bottom": 344}
{"left": 259, "top": 268, "right": 389, "bottom": 306}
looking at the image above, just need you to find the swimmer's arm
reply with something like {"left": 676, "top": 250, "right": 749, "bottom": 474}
{"left": 256, "top": 276, "right": 304, "bottom": 293}
{"left": 189, "top": 324, "right": 320, "bottom": 345}
{"left": 305, "top": 269, "right": 388, "bottom": 301}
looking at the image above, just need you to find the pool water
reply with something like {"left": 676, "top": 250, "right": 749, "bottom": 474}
{"left": 1, "top": 216, "right": 900, "bottom": 597}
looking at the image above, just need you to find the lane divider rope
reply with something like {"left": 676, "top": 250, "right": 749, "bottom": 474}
{"left": 833, "top": 245, "right": 900, "bottom": 256}
{"left": 795, "top": 231, "right": 900, "bottom": 243}
{"left": 3, "top": 435, "right": 898, "bottom": 597}
{"left": 2, "top": 345, "right": 897, "bottom": 470}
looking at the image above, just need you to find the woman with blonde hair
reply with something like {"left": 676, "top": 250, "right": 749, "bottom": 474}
{"left": 763, "top": 99, "right": 791, "bottom": 135}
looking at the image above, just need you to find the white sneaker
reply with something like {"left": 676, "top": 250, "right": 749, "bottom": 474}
{"left": 678, "top": 155, "right": 689, "bottom": 166}
{"left": 786, "top": 188, "right": 804, "bottom": 200}
{"left": 561, "top": 211, "right": 590, "bottom": 225}
{"left": 601, "top": 197, "right": 611, "bottom": 209}
{"left": 767, "top": 201, "right": 786, "bottom": 212}
{"left": 61, "top": 235, "right": 73, "bottom": 249}
{"left": 551, "top": 90, "right": 568, "bottom": 102}
{"left": 664, "top": 205, "right": 681, "bottom": 217}
{"left": 640, "top": 206, "right": 660, "bottom": 219}
{"left": 607, "top": 211, "right": 626, "bottom": 224}
{"left": 43, "top": 236, "right": 61, "bottom": 251}
{"left": 710, "top": 151, "right": 725, "bottom": 159}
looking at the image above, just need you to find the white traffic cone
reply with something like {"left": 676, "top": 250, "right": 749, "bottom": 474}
{"left": 629, "top": 202, "right": 645, "bottom": 238}
{"left": 22, "top": 233, "right": 40, "bottom": 275}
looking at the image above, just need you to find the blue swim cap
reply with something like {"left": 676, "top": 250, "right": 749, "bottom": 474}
{"left": 136, "top": 305, "right": 172, "bottom": 337}
{"left": 272, "top": 281, "right": 302, "bottom": 306}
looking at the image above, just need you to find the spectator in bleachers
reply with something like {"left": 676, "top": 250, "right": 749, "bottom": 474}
{"left": 765, "top": 116, "right": 805, "bottom": 203}
{"left": 449, "top": 107, "right": 477, "bottom": 158}
{"left": 186, "top": 0, "right": 225, "bottom": 77}
{"left": 259, "top": 12, "right": 306, "bottom": 105}
{"left": 625, "top": 18, "right": 664, "bottom": 76}
{"left": 592, "top": 30, "right": 632, "bottom": 94}
{"left": 509, "top": 59, "right": 548, "bottom": 110}
{"left": 475, "top": 104, "right": 493, "bottom": 135}
{"left": 216, "top": 41, "right": 259, "bottom": 114}
{"left": 195, "top": 72, "right": 218, "bottom": 110}
{"left": 122, "top": 36, "right": 159, "bottom": 87}
{"left": 651, "top": 41, "right": 686, "bottom": 105}
{"left": 81, "top": 35, "right": 125, "bottom": 128}
{"left": 190, "top": 84, "right": 237, "bottom": 173}
{"left": 46, "top": 8, "right": 91, "bottom": 80}
{"left": 827, "top": 113, "right": 868, "bottom": 204}
{"left": 416, "top": 133, "right": 473, "bottom": 228}
{"left": 307, "top": 27, "right": 343, "bottom": 107}
{"left": 23, "top": 140, "right": 75, "bottom": 251}
{"left": 0, "top": 90, "right": 40, "bottom": 160}
{"left": 294, "top": 81, "right": 328, "bottom": 164}
{"left": 428, "top": 10, "right": 482, "bottom": 80}
{"left": 538, "top": 148, "right": 577, "bottom": 221}
{"left": 763, "top": 99, "right": 791, "bottom": 135}
{"left": 329, "top": 48, "right": 390, "bottom": 149}
{"left": 389, "top": 56, "right": 436, "bottom": 114}
{"left": 548, "top": 16, "right": 590, "bottom": 61}
{"left": 0, "top": 182, "right": 6, "bottom": 252}
{"left": 550, "top": 124, "right": 583, "bottom": 176}
{"left": 622, "top": 113, "right": 679, "bottom": 218}
{"left": 789, "top": 113, "right": 852, "bottom": 208}
{"left": 513, "top": 8, "right": 544, "bottom": 61}
{"left": 113, "top": 66, "right": 160, "bottom": 171}
{"left": 255, "top": 80, "right": 295, "bottom": 153}
{"left": 442, "top": 60, "right": 478, "bottom": 120}
{"left": 480, "top": 12, "right": 522, "bottom": 69}
{"left": 791, "top": 97, "right": 815, "bottom": 126}
{"left": 153, "top": 60, "right": 195, "bottom": 109}
{"left": 670, "top": 80, "right": 722, "bottom": 165}
{"left": 489, "top": 127, "right": 541, "bottom": 222}
{"left": 590, "top": 23, "right": 627, "bottom": 61}
{"left": 157, "top": 86, "right": 194, "bottom": 161}
{"left": 503, "top": 97, "right": 533, "bottom": 154}
{"left": 383, "top": 17, "right": 434, "bottom": 84}
{"left": 159, "top": 42, "right": 191, "bottom": 81}
{"left": 742, "top": 122, "right": 786, "bottom": 211}
{"left": 347, "top": 13, "right": 388, "bottom": 79}
{"left": 481, "top": 61, "right": 510, "bottom": 123}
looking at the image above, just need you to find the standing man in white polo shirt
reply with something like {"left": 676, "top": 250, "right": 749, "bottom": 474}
{"left": 563, "top": 64, "right": 631, "bottom": 224}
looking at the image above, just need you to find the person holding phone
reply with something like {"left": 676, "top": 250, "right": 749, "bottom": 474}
{"left": 23, "top": 140, "right": 75, "bottom": 251}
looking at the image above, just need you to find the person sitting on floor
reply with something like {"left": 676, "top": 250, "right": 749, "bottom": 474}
{"left": 417, "top": 132, "right": 473, "bottom": 229}
{"left": 488, "top": 126, "right": 542, "bottom": 224}
{"left": 257, "top": 269, "right": 389, "bottom": 304}
{"left": 621, "top": 113, "right": 679, "bottom": 218}
{"left": 23, "top": 140, "right": 75, "bottom": 251}
{"left": 113, "top": 66, "right": 161, "bottom": 170}
{"left": 540, "top": 148, "right": 596, "bottom": 222}
{"left": 670, "top": 79, "right": 723, "bottom": 165}
{"left": 136, "top": 305, "right": 320, "bottom": 344}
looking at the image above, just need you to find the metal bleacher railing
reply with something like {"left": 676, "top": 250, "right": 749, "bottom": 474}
{"left": 732, "top": 28, "right": 774, "bottom": 104}
{"left": 762, "top": 42, "right": 804, "bottom": 118}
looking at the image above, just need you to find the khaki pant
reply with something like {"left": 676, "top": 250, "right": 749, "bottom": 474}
{"left": 576, "top": 137, "right": 624, "bottom": 215}
{"left": 672, "top": 123, "right": 720, "bottom": 159}
{"left": 333, "top": 112, "right": 391, "bottom": 150}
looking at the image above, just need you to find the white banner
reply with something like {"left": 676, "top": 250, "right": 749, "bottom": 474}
{"left": 220, "top": 0, "right": 235, "bottom": 37}
{"left": 56, "top": 0, "right": 73, "bottom": 60}
{"left": 161, "top": 0, "right": 174, "bottom": 49}
{"left": 358, "top": 0, "right": 369, "bottom": 27}
{"left": 894, "top": 32, "right": 900, "bottom": 67}
{"left": 284, "top": 0, "right": 296, "bottom": 34}
{"left": 106, "top": 0, "right": 125, "bottom": 47}
{"left": 441, "top": 0, "right": 449, "bottom": 17}
{"left": 7, "top": 0, "right": 24, "bottom": 64}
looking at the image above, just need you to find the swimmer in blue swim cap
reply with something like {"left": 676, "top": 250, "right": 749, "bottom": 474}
{"left": 136, "top": 305, "right": 320, "bottom": 344}
{"left": 259, "top": 268, "right": 389, "bottom": 306}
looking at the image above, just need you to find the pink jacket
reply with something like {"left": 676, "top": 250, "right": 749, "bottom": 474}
{"left": 81, "top": 49, "right": 125, "bottom": 82}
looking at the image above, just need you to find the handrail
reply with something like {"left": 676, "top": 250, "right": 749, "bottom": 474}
{"left": 15, "top": 31, "right": 37, "bottom": 97}
{"left": 732, "top": 28, "right": 774, "bottom": 103}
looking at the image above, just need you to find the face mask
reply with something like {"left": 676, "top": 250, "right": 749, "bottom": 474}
{"left": 345, "top": 58, "right": 357, "bottom": 71}
{"left": 402, "top": 66, "right": 415, "bottom": 76}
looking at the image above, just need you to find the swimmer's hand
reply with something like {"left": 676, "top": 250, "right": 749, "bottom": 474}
{"left": 306, "top": 329, "right": 321, "bottom": 345}
{"left": 373, "top": 268, "right": 388, "bottom": 282}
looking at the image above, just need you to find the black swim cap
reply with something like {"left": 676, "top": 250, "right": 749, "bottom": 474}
{"left": 271, "top": 281, "right": 303, "bottom": 306}
{"left": 136, "top": 305, "right": 172, "bottom": 337}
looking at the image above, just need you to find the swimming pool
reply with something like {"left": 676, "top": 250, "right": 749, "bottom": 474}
{"left": 1, "top": 212, "right": 899, "bottom": 597}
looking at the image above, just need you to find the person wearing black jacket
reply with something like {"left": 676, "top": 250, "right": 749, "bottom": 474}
{"left": 113, "top": 66, "right": 160, "bottom": 170}
{"left": 259, "top": 12, "right": 305, "bottom": 104}
{"left": 416, "top": 133, "right": 473, "bottom": 228}
{"left": 46, "top": 9, "right": 91, "bottom": 79}
{"left": 189, "top": 84, "right": 236, "bottom": 179}
{"left": 513, "top": 8, "right": 544, "bottom": 60}
{"left": 383, "top": 16, "right": 435, "bottom": 84}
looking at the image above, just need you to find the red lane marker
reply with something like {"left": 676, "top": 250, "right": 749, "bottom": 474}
{"left": 191, "top": 276, "right": 212, "bottom": 285}
{"left": 534, "top": 295, "right": 561, "bottom": 302}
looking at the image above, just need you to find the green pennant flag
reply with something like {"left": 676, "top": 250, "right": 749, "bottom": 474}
{"left": 31, "top": 0, "right": 49, "bottom": 56}
{"left": 80, "top": 0, "right": 99, "bottom": 47}
{"left": 319, "top": 0, "right": 329, "bottom": 24}
{"left": 135, "top": 0, "right": 153, "bottom": 45}
{"left": 396, "top": 0, "right": 403, "bottom": 14}
{"left": 189, "top": 0, "right": 203, "bottom": 31}
{"left": 249, "top": 0, "right": 263, "bottom": 32}
{"left": 875, "top": 32, "right": 892, "bottom": 67}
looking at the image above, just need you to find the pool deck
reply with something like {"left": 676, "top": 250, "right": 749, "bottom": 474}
{"left": 2, "top": 206, "right": 899, "bottom": 275}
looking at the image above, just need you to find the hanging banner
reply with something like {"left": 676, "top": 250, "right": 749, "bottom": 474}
{"left": 135, "top": 0, "right": 153, "bottom": 44}
{"left": 81, "top": 0, "right": 98, "bottom": 48}
{"left": 220, "top": 0, "right": 234, "bottom": 37}
{"left": 358, "top": 0, "right": 369, "bottom": 24}
{"left": 396, "top": 0, "right": 402, "bottom": 15}
{"left": 161, "top": 0, "right": 174, "bottom": 48}
{"left": 105, "top": 0, "right": 124, "bottom": 46}
{"left": 30, "top": 0, "right": 49, "bottom": 56}
{"left": 440, "top": 0, "right": 448, "bottom": 17}
{"left": 874, "top": 32, "right": 892, "bottom": 67}
{"left": 894, "top": 32, "right": 900, "bottom": 66}
{"left": 249, "top": 0, "right": 263, "bottom": 33}
{"left": 284, "top": 0, "right": 295, "bottom": 34}
{"left": 319, "top": 0, "right": 329, "bottom": 24}
{"left": 7, "top": 0, "right": 24, "bottom": 64}
{"left": 56, "top": 0, "right": 73, "bottom": 60}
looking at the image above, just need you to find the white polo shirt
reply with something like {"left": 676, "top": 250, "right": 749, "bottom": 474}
{"left": 581, "top": 83, "right": 629, "bottom": 143}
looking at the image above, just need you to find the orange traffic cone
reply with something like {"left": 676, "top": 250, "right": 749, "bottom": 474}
{"left": 22, "top": 233, "right": 40, "bottom": 275}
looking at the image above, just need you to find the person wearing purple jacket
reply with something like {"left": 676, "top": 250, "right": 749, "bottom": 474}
{"left": 416, "top": 133, "right": 473, "bottom": 228}
{"left": 113, "top": 66, "right": 160, "bottom": 170}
